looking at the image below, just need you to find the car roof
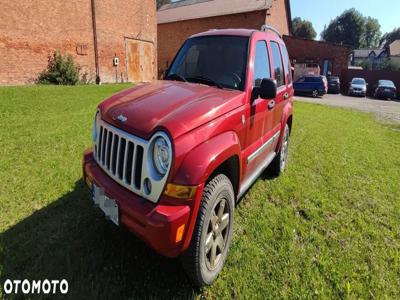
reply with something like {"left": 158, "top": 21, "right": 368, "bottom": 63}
{"left": 191, "top": 29, "right": 256, "bottom": 38}
{"left": 352, "top": 77, "right": 365, "bottom": 81}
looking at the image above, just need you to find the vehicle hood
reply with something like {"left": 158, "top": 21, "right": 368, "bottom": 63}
{"left": 351, "top": 84, "right": 366, "bottom": 89}
{"left": 99, "top": 81, "right": 244, "bottom": 140}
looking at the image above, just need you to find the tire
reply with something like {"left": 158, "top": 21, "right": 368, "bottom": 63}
{"left": 268, "top": 124, "right": 290, "bottom": 177}
{"left": 312, "top": 89, "right": 319, "bottom": 98}
{"left": 181, "top": 174, "right": 235, "bottom": 287}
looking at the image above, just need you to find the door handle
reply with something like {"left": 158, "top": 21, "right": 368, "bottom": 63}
{"left": 284, "top": 92, "right": 289, "bottom": 100}
{"left": 268, "top": 100, "right": 275, "bottom": 110}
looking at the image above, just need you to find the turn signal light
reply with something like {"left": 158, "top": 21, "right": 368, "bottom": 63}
{"left": 176, "top": 224, "right": 185, "bottom": 243}
{"left": 164, "top": 184, "right": 197, "bottom": 199}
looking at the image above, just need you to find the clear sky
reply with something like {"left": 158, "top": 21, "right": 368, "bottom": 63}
{"left": 290, "top": 0, "right": 399, "bottom": 38}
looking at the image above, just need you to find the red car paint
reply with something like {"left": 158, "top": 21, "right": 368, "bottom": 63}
{"left": 83, "top": 29, "right": 294, "bottom": 257}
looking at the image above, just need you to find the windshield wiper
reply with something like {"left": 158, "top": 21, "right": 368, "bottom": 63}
{"left": 165, "top": 73, "right": 187, "bottom": 82}
{"left": 187, "top": 75, "right": 223, "bottom": 89}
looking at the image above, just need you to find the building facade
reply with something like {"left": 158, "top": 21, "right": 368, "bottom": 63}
{"left": 0, "top": 0, "right": 157, "bottom": 85}
{"left": 157, "top": 0, "right": 291, "bottom": 76}
{"left": 283, "top": 35, "right": 352, "bottom": 77}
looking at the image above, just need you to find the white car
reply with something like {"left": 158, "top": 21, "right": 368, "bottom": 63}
{"left": 348, "top": 78, "right": 367, "bottom": 97}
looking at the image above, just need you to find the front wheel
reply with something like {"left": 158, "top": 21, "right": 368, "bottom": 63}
{"left": 312, "top": 89, "right": 319, "bottom": 98}
{"left": 268, "top": 124, "right": 290, "bottom": 177}
{"left": 181, "top": 174, "right": 235, "bottom": 287}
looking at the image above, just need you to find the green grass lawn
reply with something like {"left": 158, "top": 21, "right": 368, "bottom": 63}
{"left": 0, "top": 85, "right": 399, "bottom": 299}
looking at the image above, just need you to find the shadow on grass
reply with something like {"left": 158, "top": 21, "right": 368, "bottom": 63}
{"left": 1, "top": 180, "right": 196, "bottom": 299}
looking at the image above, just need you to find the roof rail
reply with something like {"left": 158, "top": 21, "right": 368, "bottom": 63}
{"left": 261, "top": 25, "right": 282, "bottom": 38}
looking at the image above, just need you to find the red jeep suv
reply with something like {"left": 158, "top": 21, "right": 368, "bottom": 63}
{"left": 83, "top": 26, "right": 294, "bottom": 286}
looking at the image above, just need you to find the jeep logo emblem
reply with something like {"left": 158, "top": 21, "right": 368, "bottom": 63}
{"left": 114, "top": 114, "right": 127, "bottom": 122}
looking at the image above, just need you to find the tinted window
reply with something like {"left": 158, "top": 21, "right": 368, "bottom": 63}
{"left": 168, "top": 36, "right": 249, "bottom": 90}
{"left": 253, "top": 41, "right": 271, "bottom": 87}
{"left": 352, "top": 79, "right": 365, "bottom": 85}
{"left": 281, "top": 45, "right": 292, "bottom": 83}
{"left": 305, "top": 77, "right": 320, "bottom": 83}
{"left": 328, "top": 76, "right": 339, "bottom": 83}
{"left": 270, "top": 42, "right": 285, "bottom": 87}
{"left": 379, "top": 80, "right": 394, "bottom": 87}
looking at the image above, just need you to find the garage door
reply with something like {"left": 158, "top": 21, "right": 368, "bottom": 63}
{"left": 125, "top": 39, "right": 155, "bottom": 82}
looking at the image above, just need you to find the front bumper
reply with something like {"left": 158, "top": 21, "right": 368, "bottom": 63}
{"left": 349, "top": 90, "right": 366, "bottom": 96}
{"left": 83, "top": 149, "right": 200, "bottom": 257}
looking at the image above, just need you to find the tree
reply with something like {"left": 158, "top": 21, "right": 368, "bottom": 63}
{"left": 292, "top": 17, "right": 317, "bottom": 40}
{"left": 321, "top": 9, "right": 366, "bottom": 48}
{"left": 380, "top": 27, "right": 400, "bottom": 49}
{"left": 361, "top": 17, "right": 381, "bottom": 48}
{"left": 157, "top": 0, "right": 170, "bottom": 9}
{"left": 321, "top": 8, "right": 381, "bottom": 49}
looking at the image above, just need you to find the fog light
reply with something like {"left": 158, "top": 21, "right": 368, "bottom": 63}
{"left": 164, "top": 184, "right": 197, "bottom": 199}
{"left": 176, "top": 224, "right": 185, "bottom": 243}
{"left": 144, "top": 178, "right": 152, "bottom": 195}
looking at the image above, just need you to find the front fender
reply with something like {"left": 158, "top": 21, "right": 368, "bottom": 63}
{"left": 173, "top": 131, "right": 242, "bottom": 186}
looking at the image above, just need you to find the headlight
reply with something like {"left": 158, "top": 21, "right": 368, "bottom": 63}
{"left": 93, "top": 110, "right": 100, "bottom": 142}
{"left": 152, "top": 135, "right": 171, "bottom": 176}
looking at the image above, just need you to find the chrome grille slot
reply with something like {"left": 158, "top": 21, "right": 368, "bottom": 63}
{"left": 93, "top": 119, "right": 170, "bottom": 203}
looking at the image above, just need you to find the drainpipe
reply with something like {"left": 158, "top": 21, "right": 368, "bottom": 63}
{"left": 91, "top": 0, "right": 100, "bottom": 84}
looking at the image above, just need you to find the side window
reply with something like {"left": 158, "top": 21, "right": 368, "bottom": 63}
{"left": 281, "top": 45, "right": 292, "bottom": 83}
{"left": 270, "top": 42, "right": 284, "bottom": 87}
{"left": 253, "top": 41, "right": 271, "bottom": 87}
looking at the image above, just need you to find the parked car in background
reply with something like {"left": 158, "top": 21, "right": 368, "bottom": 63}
{"left": 373, "top": 80, "right": 397, "bottom": 100}
{"left": 327, "top": 76, "right": 340, "bottom": 94}
{"left": 293, "top": 75, "right": 327, "bottom": 98}
{"left": 348, "top": 78, "right": 367, "bottom": 97}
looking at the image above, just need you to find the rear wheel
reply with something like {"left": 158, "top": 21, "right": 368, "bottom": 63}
{"left": 181, "top": 174, "right": 234, "bottom": 287}
{"left": 312, "top": 89, "right": 319, "bottom": 98}
{"left": 268, "top": 124, "right": 290, "bottom": 177}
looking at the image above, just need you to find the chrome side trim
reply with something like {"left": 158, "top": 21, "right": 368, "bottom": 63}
{"left": 247, "top": 131, "right": 280, "bottom": 164}
{"left": 238, "top": 152, "right": 276, "bottom": 199}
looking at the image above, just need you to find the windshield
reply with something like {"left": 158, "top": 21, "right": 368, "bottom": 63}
{"left": 379, "top": 80, "right": 394, "bottom": 87}
{"left": 352, "top": 79, "right": 365, "bottom": 85}
{"left": 166, "top": 36, "right": 249, "bottom": 91}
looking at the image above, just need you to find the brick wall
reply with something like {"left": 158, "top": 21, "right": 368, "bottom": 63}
{"left": 265, "top": 0, "right": 290, "bottom": 36}
{"left": 0, "top": 0, "right": 156, "bottom": 85}
{"left": 157, "top": 0, "right": 290, "bottom": 77}
{"left": 283, "top": 35, "right": 352, "bottom": 77}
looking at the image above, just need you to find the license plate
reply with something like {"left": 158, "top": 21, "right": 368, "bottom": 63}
{"left": 384, "top": 89, "right": 391, "bottom": 92}
{"left": 92, "top": 183, "right": 119, "bottom": 226}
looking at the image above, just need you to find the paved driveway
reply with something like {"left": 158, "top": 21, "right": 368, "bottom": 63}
{"left": 296, "top": 94, "right": 400, "bottom": 124}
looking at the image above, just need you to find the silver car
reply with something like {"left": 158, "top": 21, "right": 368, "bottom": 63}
{"left": 348, "top": 77, "right": 367, "bottom": 97}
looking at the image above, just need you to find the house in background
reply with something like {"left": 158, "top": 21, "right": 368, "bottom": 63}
{"left": 350, "top": 49, "right": 388, "bottom": 67}
{"left": 157, "top": 0, "right": 292, "bottom": 76}
{"left": 0, "top": 0, "right": 156, "bottom": 85}
{"left": 389, "top": 40, "right": 400, "bottom": 64}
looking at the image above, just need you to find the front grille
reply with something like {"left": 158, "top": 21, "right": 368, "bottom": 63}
{"left": 94, "top": 119, "right": 150, "bottom": 197}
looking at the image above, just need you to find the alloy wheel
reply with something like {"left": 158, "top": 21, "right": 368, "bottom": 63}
{"left": 204, "top": 196, "right": 230, "bottom": 271}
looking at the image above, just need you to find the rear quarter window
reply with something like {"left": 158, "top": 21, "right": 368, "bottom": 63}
{"left": 270, "top": 42, "right": 285, "bottom": 87}
{"left": 281, "top": 44, "right": 292, "bottom": 84}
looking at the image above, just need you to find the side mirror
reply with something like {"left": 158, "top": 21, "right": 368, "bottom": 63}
{"left": 253, "top": 78, "right": 277, "bottom": 100}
